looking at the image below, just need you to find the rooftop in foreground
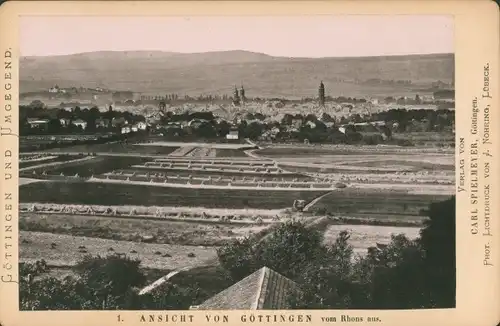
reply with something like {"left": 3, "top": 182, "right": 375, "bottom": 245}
{"left": 191, "top": 266, "right": 299, "bottom": 310}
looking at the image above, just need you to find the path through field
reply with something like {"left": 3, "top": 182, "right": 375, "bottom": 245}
{"left": 20, "top": 231, "right": 218, "bottom": 271}
{"left": 303, "top": 191, "right": 334, "bottom": 212}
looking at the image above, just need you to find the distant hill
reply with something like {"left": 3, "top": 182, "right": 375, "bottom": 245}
{"left": 20, "top": 50, "right": 454, "bottom": 98}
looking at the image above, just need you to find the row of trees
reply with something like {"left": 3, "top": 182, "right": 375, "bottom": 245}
{"left": 19, "top": 196, "right": 455, "bottom": 310}
{"left": 137, "top": 87, "right": 247, "bottom": 104}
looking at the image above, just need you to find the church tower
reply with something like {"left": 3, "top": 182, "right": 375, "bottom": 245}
{"left": 318, "top": 81, "right": 325, "bottom": 107}
{"left": 240, "top": 85, "right": 246, "bottom": 104}
{"left": 233, "top": 86, "right": 240, "bottom": 106}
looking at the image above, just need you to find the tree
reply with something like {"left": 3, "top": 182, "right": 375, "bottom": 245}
{"left": 47, "top": 118, "right": 62, "bottom": 134}
{"left": 254, "top": 113, "right": 265, "bottom": 121}
{"left": 281, "top": 114, "right": 294, "bottom": 126}
{"left": 195, "top": 122, "right": 217, "bottom": 139}
{"left": 318, "top": 81, "right": 325, "bottom": 106}
{"left": 345, "top": 130, "right": 363, "bottom": 143}
{"left": 379, "top": 125, "right": 392, "bottom": 140}
{"left": 321, "top": 113, "right": 335, "bottom": 123}
{"left": 85, "top": 107, "right": 100, "bottom": 132}
{"left": 349, "top": 114, "right": 363, "bottom": 123}
{"left": 419, "top": 196, "right": 456, "bottom": 308}
{"left": 360, "top": 235, "right": 427, "bottom": 309}
{"left": 72, "top": 106, "right": 82, "bottom": 118}
{"left": 75, "top": 254, "right": 146, "bottom": 308}
{"left": 217, "top": 221, "right": 327, "bottom": 282}
{"left": 305, "top": 114, "right": 317, "bottom": 122}
{"left": 217, "top": 238, "right": 258, "bottom": 281}
{"left": 415, "top": 94, "right": 422, "bottom": 104}
{"left": 255, "top": 221, "right": 326, "bottom": 279}
{"left": 245, "top": 113, "right": 255, "bottom": 121}
{"left": 245, "top": 122, "right": 263, "bottom": 140}
{"left": 29, "top": 100, "right": 46, "bottom": 110}
{"left": 19, "top": 255, "right": 147, "bottom": 310}
{"left": 289, "top": 231, "right": 361, "bottom": 309}
{"left": 216, "top": 120, "right": 231, "bottom": 137}
{"left": 56, "top": 108, "right": 72, "bottom": 120}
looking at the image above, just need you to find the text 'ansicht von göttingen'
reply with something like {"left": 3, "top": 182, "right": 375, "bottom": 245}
{"left": 461, "top": 63, "right": 493, "bottom": 268}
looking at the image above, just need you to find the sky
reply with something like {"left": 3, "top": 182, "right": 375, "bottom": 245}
{"left": 20, "top": 15, "right": 454, "bottom": 57}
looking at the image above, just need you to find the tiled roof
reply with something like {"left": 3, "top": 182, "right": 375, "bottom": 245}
{"left": 258, "top": 267, "right": 298, "bottom": 309}
{"left": 193, "top": 267, "right": 298, "bottom": 310}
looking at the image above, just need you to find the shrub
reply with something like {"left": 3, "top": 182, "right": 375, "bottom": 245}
{"left": 75, "top": 253, "right": 146, "bottom": 301}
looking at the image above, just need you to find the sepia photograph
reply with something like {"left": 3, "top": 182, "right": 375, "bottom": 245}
{"left": 12, "top": 14, "right": 461, "bottom": 312}
{"left": 0, "top": 0, "right": 499, "bottom": 324}
{"left": 15, "top": 14, "right": 458, "bottom": 311}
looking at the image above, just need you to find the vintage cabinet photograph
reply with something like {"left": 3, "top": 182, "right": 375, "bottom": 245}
{"left": 0, "top": 2, "right": 498, "bottom": 326}
{"left": 16, "top": 14, "right": 456, "bottom": 311}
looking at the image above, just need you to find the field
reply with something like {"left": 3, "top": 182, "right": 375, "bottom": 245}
{"left": 19, "top": 178, "right": 48, "bottom": 186}
{"left": 215, "top": 148, "right": 251, "bottom": 158}
{"left": 137, "top": 141, "right": 255, "bottom": 150}
{"left": 256, "top": 145, "right": 455, "bottom": 186}
{"left": 19, "top": 213, "right": 270, "bottom": 246}
{"left": 322, "top": 224, "right": 421, "bottom": 255}
{"left": 40, "top": 143, "right": 180, "bottom": 155}
{"left": 20, "top": 182, "right": 328, "bottom": 209}
{"left": 20, "top": 231, "right": 219, "bottom": 270}
{"left": 19, "top": 156, "right": 150, "bottom": 178}
{"left": 311, "top": 187, "right": 450, "bottom": 222}
{"left": 20, "top": 135, "right": 113, "bottom": 152}
{"left": 256, "top": 144, "right": 455, "bottom": 157}
{"left": 19, "top": 212, "right": 422, "bottom": 267}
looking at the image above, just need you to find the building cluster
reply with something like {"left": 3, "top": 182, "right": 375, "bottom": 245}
{"left": 155, "top": 117, "right": 240, "bottom": 140}
{"left": 25, "top": 117, "right": 148, "bottom": 134}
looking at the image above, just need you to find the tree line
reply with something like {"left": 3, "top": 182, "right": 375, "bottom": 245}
{"left": 19, "top": 105, "right": 146, "bottom": 136}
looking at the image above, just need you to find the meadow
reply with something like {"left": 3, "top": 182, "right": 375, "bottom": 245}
{"left": 20, "top": 156, "right": 151, "bottom": 178}
{"left": 20, "top": 231, "right": 219, "bottom": 271}
{"left": 41, "top": 143, "right": 179, "bottom": 155}
{"left": 311, "top": 187, "right": 451, "bottom": 221}
{"left": 19, "top": 213, "right": 270, "bottom": 246}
